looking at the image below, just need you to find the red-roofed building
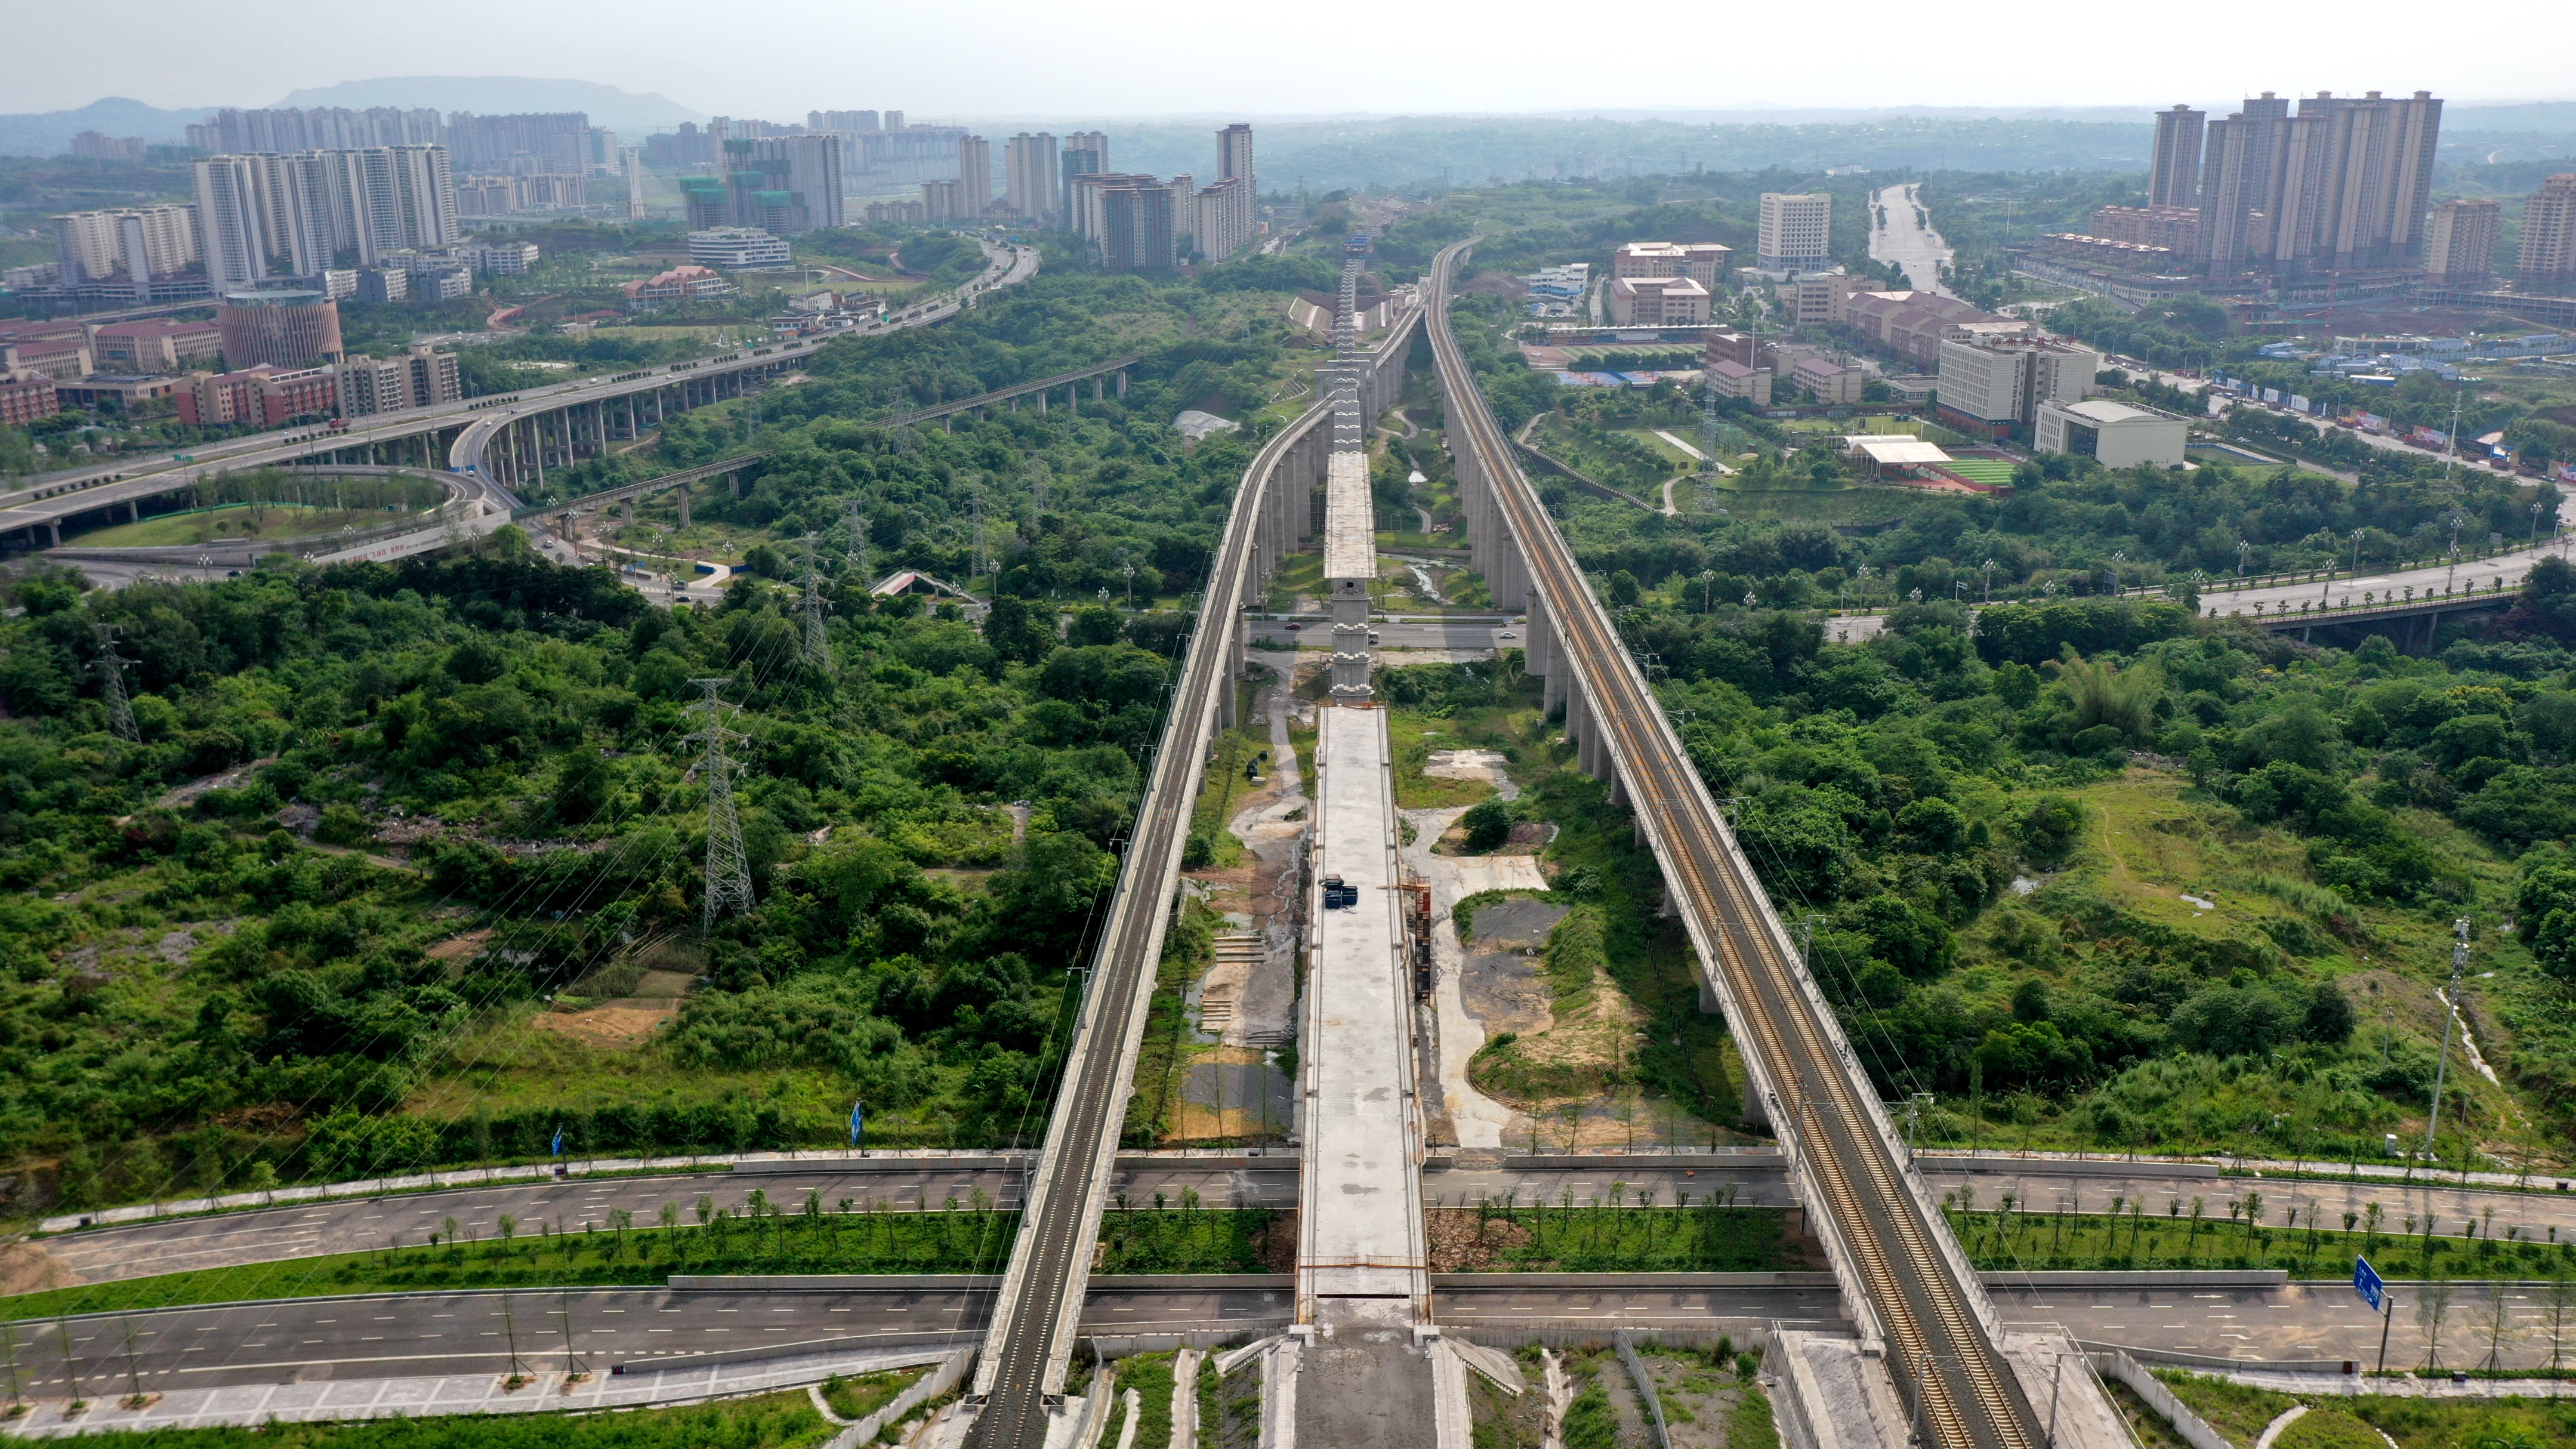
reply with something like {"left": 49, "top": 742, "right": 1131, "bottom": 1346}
{"left": 1705, "top": 359, "right": 1772, "bottom": 406}
{"left": 1793, "top": 357, "right": 1864, "bottom": 405}
{"left": 0, "top": 375, "right": 58, "bottom": 424}
{"left": 623, "top": 265, "right": 735, "bottom": 308}
{"left": 90, "top": 318, "right": 224, "bottom": 373}
{"left": 177, "top": 365, "right": 338, "bottom": 428}
{"left": 0, "top": 319, "right": 92, "bottom": 383}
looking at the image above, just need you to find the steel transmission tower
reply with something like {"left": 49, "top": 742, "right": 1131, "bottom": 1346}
{"left": 797, "top": 535, "right": 831, "bottom": 671}
{"left": 843, "top": 502, "right": 870, "bottom": 581}
{"left": 685, "top": 680, "right": 755, "bottom": 929}
{"left": 90, "top": 625, "right": 138, "bottom": 742}
{"left": 1701, "top": 368, "right": 1723, "bottom": 476}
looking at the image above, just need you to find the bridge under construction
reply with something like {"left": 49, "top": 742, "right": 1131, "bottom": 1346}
{"left": 940, "top": 238, "right": 2122, "bottom": 1449}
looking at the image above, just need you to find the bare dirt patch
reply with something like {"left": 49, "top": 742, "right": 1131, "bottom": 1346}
{"left": 0, "top": 1242, "right": 82, "bottom": 1296}
{"left": 1462, "top": 947, "right": 1556, "bottom": 1038}
{"left": 532, "top": 1003, "right": 678, "bottom": 1048}
{"left": 424, "top": 929, "right": 491, "bottom": 963}
{"left": 1427, "top": 1208, "right": 1534, "bottom": 1272}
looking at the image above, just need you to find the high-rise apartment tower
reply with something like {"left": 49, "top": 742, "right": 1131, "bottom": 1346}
{"left": 1005, "top": 132, "right": 1059, "bottom": 224}
{"left": 2519, "top": 175, "right": 2576, "bottom": 283}
{"left": 2148, "top": 105, "right": 2204, "bottom": 210}
{"left": 2424, "top": 198, "right": 2501, "bottom": 280}
{"left": 957, "top": 135, "right": 993, "bottom": 218}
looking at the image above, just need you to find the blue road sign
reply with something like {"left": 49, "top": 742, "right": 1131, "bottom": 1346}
{"left": 850, "top": 1100, "right": 865, "bottom": 1151}
{"left": 2354, "top": 1255, "right": 2384, "bottom": 1312}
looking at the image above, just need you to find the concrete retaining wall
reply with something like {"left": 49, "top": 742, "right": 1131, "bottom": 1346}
{"left": 826, "top": 1346, "right": 972, "bottom": 1448}
{"left": 2086, "top": 1342, "right": 2355, "bottom": 1375}
{"left": 1986, "top": 1269, "right": 2287, "bottom": 1288}
{"left": 1927, "top": 1154, "right": 2216, "bottom": 1180}
{"left": 1432, "top": 1271, "right": 1836, "bottom": 1290}
{"left": 38, "top": 1149, "right": 1043, "bottom": 1234}
{"left": 2087, "top": 1349, "right": 2238, "bottom": 1449}
{"left": 1485, "top": 1152, "right": 1786, "bottom": 1170}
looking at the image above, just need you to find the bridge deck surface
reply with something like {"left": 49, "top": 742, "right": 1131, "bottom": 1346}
{"left": 1299, "top": 705, "right": 1424, "bottom": 1304}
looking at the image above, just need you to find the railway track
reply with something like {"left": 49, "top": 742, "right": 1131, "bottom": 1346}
{"left": 1425, "top": 239, "right": 2042, "bottom": 1449}
{"left": 965, "top": 396, "right": 1328, "bottom": 1447}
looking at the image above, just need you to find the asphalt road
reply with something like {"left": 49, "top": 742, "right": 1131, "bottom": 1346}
{"left": 25, "top": 1278, "right": 2566, "bottom": 1398}
{"left": 49, "top": 1155, "right": 2576, "bottom": 1290}
{"left": 38, "top": 1166, "right": 1304, "bottom": 1284}
{"left": 2194, "top": 537, "right": 2572, "bottom": 620}
{"left": 1245, "top": 619, "right": 1511, "bottom": 650}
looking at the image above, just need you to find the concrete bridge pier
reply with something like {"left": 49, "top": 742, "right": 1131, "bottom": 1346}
{"left": 622, "top": 498, "right": 635, "bottom": 526}
{"left": 1115, "top": 369, "right": 1128, "bottom": 399}
{"left": 675, "top": 483, "right": 692, "bottom": 529}
{"left": 1525, "top": 594, "right": 1554, "bottom": 677}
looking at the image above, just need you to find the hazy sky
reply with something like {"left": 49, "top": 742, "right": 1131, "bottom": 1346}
{"left": 8, "top": 0, "right": 2569, "bottom": 118}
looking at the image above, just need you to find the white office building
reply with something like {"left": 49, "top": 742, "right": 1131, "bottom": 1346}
{"left": 689, "top": 227, "right": 793, "bottom": 270}
{"left": 2035, "top": 398, "right": 2189, "bottom": 467}
{"left": 1757, "top": 192, "right": 1831, "bottom": 275}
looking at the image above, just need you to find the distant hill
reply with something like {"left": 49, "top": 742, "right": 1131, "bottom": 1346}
{"left": 272, "top": 77, "right": 707, "bottom": 135}
{"left": 0, "top": 97, "right": 214, "bottom": 157}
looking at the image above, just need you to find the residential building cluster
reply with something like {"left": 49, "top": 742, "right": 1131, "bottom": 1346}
{"left": 1054, "top": 125, "right": 1259, "bottom": 272}
{"left": 650, "top": 112, "right": 960, "bottom": 198}
{"left": 193, "top": 146, "right": 459, "bottom": 290}
{"left": 187, "top": 108, "right": 621, "bottom": 177}
{"left": 0, "top": 311, "right": 462, "bottom": 429}
{"left": 69, "top": 131, "right": 150, "bottom": 161}
{"left": 49, "top": 205, "right": 203, "bottom": 304}
{"left": 672, "top": 135, "right": 846, "bottom": 235}
{"left": 454, "top": 173, "right": 591, "bottom": 216}
{"left": 2037, "top": 91, "right": 2449, "bottom": 283}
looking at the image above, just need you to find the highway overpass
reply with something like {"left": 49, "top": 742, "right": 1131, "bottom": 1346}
{"left": 2, "top": 239, "right": 1036, "bottom": 556}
